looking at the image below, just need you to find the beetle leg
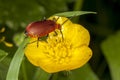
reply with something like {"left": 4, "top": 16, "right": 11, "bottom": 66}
{"left": 54, "top": 29, "right": 64, "bottom": 40}
{"left": 54, "top": 31, "right": 58, "bottom": 36}
{"left": 45, "top": 35, "right": 48, "bottom": 43}
{"left": 60, "top": 29, "right": 64, "bottom": 40}
{"left": 37, "top": 38, "right": 38, "bottom": 47}
{"left": 37, "top": 37, "right": 41, "bottom": 47}
{"left": 25, "top": 38, "right": 40, "bottom": 47}
{"left": 24, "top": 40, "right": 37, "bottom": 49}
{"left": 28, "top": 40, "right": 37, "bottom": 44}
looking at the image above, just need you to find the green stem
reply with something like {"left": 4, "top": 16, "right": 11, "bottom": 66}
{"left": 74, "top": 0, "right": 84, "bottom": 11}
{"left": 33, "top": 68, "right": 42, "bottom": 80}
{"left": 21, "top": 60, "right": 28, "bottom": 80}
{"left": 96, "top": 60, "right": 107, "bottom": 77}
{"left": 73, "top": 0, "right": 84, "bottom": 22}
{"left": 50, "top": 73, "right": 58, "bottom": 80}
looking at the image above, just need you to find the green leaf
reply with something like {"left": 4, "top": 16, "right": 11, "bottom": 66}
{"left": 0, "top": 49, "right": 8, "bottom": 62}
{"left": 54, "top": 11, "right": 96, "bottom": 17}
{"left": 13, "top": 32, "right": 25, "bottom": 46}
{"left": 101, "top": 31, "right": 120, "bottom": 80}
{"left": 0, "top": 57, "right": 11, "bottom": 80}
{"left": 51, "top": 64, "right": 99, "bottom": 80}
{"left": 70, "top": 64, "right": 99, "bottom": 80}
{"left": 6, "top": 37, "right": 29, "bottom": 80}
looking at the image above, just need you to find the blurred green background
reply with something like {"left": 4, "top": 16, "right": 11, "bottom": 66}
{"left": 0, "top": 0, "right": 120, "bottom": 80}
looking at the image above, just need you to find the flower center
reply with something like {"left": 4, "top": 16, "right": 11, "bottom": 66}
{"left": 44, "top": 34, "right": 73, "bottom": 64}
{"left": 49, "top": 41, "right": 71, "bottom": 64}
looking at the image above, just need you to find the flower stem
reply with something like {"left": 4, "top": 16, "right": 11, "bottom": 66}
{"left": 74, "top": 0, "right": 84, "bottom": 11}
{"left": 21, "top": 60, "right": 28, "bottom": 80}
{"left": 73, "top": 0, "right": 84, "bottom": 22}
{"left": 96, "top": 59, "right": 107, "bottom": 77}
{"left": 50, "top": 73, "right": 58, "bottom": 80}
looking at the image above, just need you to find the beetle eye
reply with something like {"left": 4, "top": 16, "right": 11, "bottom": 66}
{"left": 24, "top": 30, "right": 28, "bottom": 36}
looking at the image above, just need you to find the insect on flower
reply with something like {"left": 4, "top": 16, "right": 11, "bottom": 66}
{"left": 24, "top": 16, "right": 92, "bottom": 73}
{"left": 25, "top": 17, "right": 67, "bottom": 47}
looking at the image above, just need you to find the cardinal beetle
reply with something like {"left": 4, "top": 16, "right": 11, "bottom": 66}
{"left": 25, "top": 17, "right": 68, "bottom": 47}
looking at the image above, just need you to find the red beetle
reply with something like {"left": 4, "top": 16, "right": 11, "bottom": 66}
{"left": 25, "top": 20, "right": 61, "bottom": 38}
{"left": 25, "top": 17, "right": 65, "bottom": 47}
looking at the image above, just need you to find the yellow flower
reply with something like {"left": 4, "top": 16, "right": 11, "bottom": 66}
{"left": 24, "top": 16, "right": 92, "bottom": 73}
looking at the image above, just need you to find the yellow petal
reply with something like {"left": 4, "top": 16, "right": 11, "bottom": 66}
{"left": 25, "top": 39, "right": 48, "bottom": 66}
{"left": 67, "top": 46, "right": 92, "bottom": 70}
{"left": 62, "top": 23, "right": 90, "bottom": 47}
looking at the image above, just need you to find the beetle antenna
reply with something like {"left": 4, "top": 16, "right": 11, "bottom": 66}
{"left": 42, "top": 16, "right": 46, "bottom": 21}
{"left": 55, "top": 16, "right": 60, "bottom": 22}
{"left": 60, "top": 29, "right": 64, "bottom": 40}
{"left": 60, "top": 16, "right": 75, "bottom": 40}
{"left": 61, "top": 17, "right": 73, "bottom": 26}
{"left": 52, "top": 16, "right": 60, "bottom": 22}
